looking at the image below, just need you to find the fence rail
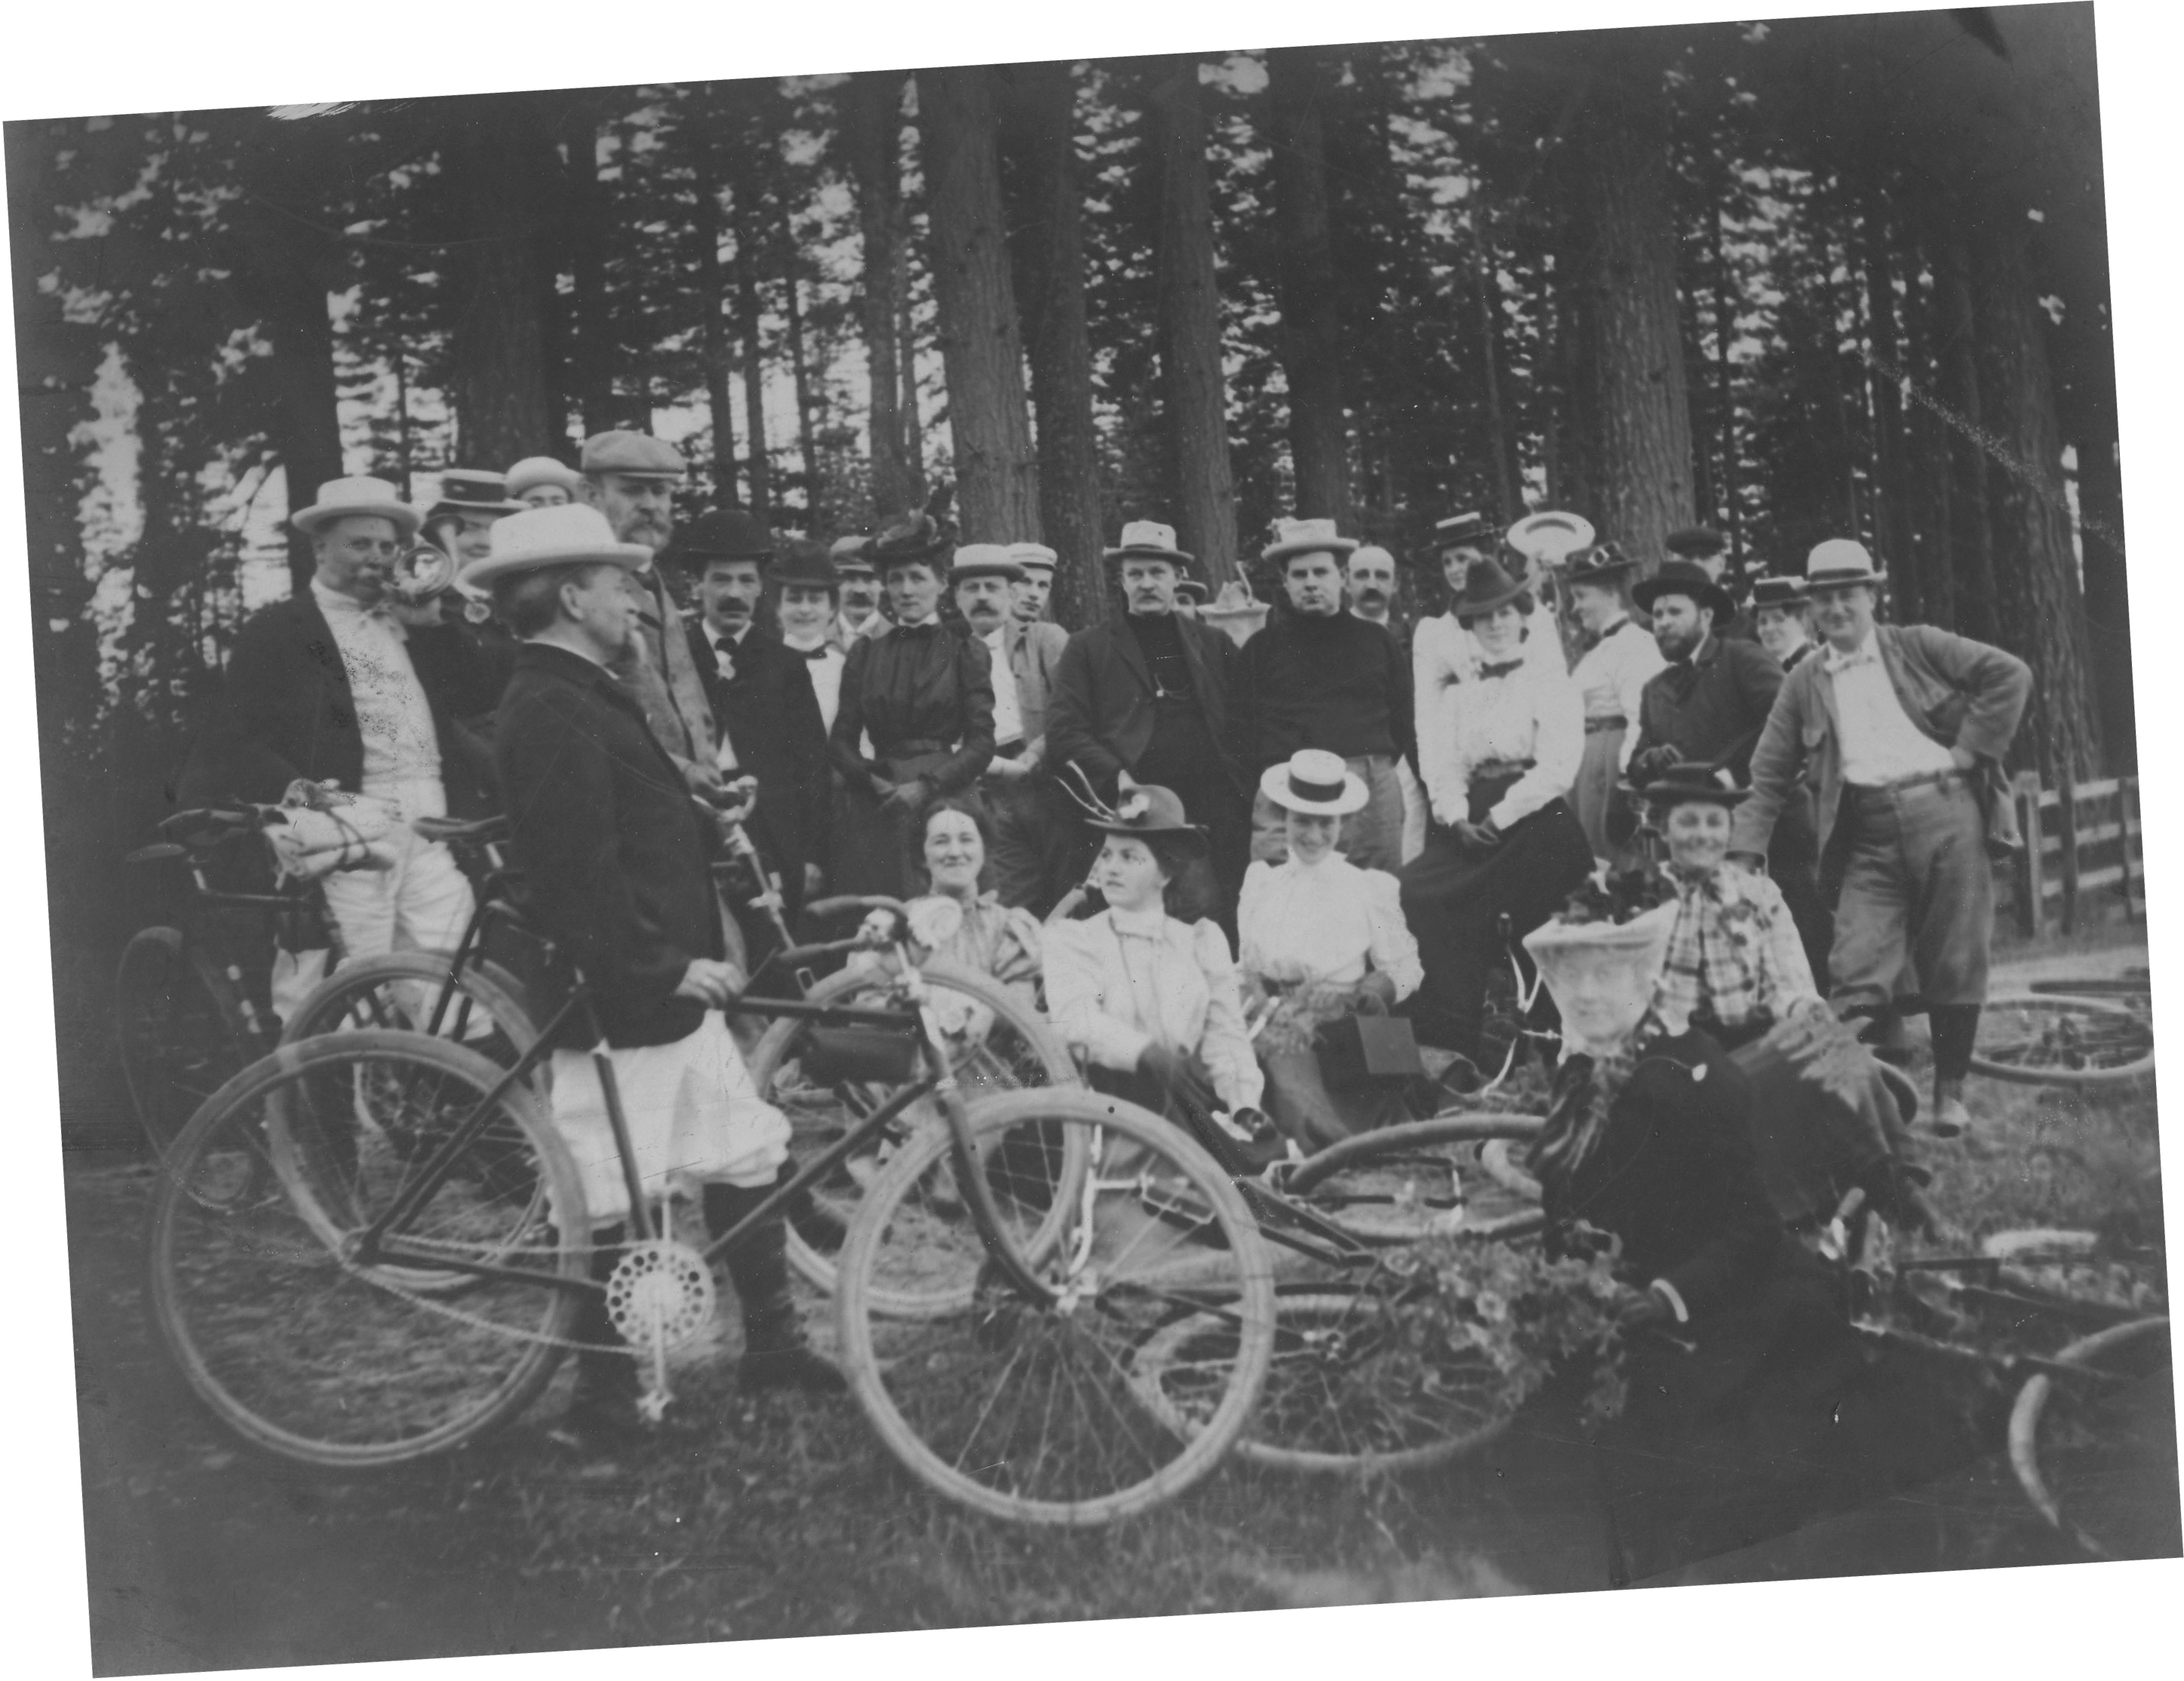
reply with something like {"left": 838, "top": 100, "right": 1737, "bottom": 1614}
{"left": 2011, "top": 770, "right": 2144, "bottom": 937}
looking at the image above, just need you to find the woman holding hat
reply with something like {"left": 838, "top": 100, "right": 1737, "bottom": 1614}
{"left": 1563, "top": 541, "right": 1667, "bottom": 867}
{"left": 1400, "top": 553, "right": 1593, "bottom": 1068}
{"left": 1237, "top": 750, "right": 1424, "bottom": 1150}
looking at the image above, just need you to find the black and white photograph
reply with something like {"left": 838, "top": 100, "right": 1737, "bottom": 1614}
{"left": 7, "top": 1, "right": 2178, "bottom": 1673}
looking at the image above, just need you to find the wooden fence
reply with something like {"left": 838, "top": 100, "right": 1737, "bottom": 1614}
{"left": 2010, "top": 770, "right": 2146, "bottom": 937}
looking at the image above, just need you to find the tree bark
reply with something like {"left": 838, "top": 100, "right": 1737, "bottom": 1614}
{"left": 1560, "top": 40, "right": 1695, "bottom": 571}
{"left": 1859, "top": 182, "right": 1916, "bottom": 618}
{"left": 562, "top": 107, "right": 621, "bottom": 438}
{"left": 843, "top": 71, "right": 909, "bottom": 521}
{"left": 1903, "top": 266, "right": 1958, "bottom": 632}
{"left": 729, "top": 170, "right": 772, "bottom": 525}
{"left": 1469, "top": 205, "right": 1522, "bottom": 526}
{"left": 1148, "top": 55, "right": 1241, "bottom": 585}
{"left": 998, "top": 59, "right": 1109, "bottom": 628}
{"left": 784, "top": 264, "right": 823, "bottom": 527}
{"left": 446, "top": 96, "right": 556, "bottom": 471}
{"left": 899, "top": 260, "right": 926, "bottom": 505}
{"left": 696, "top": 170, "right": 739, "bottom": 506}
{"left": 2049, "top": 268, "right": 2133, "bottom": 771}
{"left": 1931, "top": 219, "right": 2002, "bottom": 645}
{"left": 1265, "top": 46, "right": 1349, "bottom": 526}
{"left": 1971, "top": 209, "right": 2103, "bottom": 781}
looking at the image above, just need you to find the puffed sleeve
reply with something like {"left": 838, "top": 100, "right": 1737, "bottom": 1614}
{"left": 1235, "top": 859, "right": 1277, "bottom": 980}
{"left": 1040, "top": 919, "right": 1151, "bottom": 1074}
{"left": 1191, "top": 919, "right": 1265, "bottom": 1112}
{"left": 1489, "top": 663, "right": 1583, "bottom": 829}
{"left": 1413, "top": 621, "right": 1468, "bottom": 826}
{"left": 1360, "top": 869, "right": 1424, "bottom": 1002}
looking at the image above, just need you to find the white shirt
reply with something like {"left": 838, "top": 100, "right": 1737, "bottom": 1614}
{"left": 983, "top": 625, "right": 1024, "bottom": 747}
{"left": 1825, "top": 631, "right": 1955, "bottom": 786}
{"left": 1238, "top": 854, "right": 1423, "bottom": 999}
{"left": 310, "top": 579, "right": 441, "bottom": 792}
{"left": 1419, "top": 650, "right": 1583, "bottom": 830}
{"left": 1570, "top": 618, "right": 1667, "bottom": 771}
{"left": 1042, "top": 907, "right": 1264, "bottom": 1111}
{"left": 708, "top": 623, "right": 749, "bottom": 772}
{"left": 784, "top": 633, "right": 846, "bottom": 733}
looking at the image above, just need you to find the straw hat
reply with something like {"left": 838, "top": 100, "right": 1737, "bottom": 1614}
{"left": 424, "top": 468, "right": 525, "bottom": 523}
{"left": 459, "top": 504, "right": 652, "bottom": 590}
{"left": 290, "top": 476, "right": 421, "bottom": 540}
{"left": 1505, "top": 511, "right": 1597, "bottom": 569}
{"left": 1259, "top": 748, "right": 1369, "bottom": 817}
{"left": 1805, "top": 538, "right": 1885, "bottom": 586}
{"left": 1104, "top": 520, "right": 1194, "bottom": 565}
{"left": 1262, "top": 517, "right": 1359, "bottom": 565}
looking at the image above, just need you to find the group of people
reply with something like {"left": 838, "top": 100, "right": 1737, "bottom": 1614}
{"left": 177, "top": 425, "right": 2032, "bottom": 1465}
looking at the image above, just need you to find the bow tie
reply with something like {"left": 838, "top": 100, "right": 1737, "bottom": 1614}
{"left": 1825, "top": 643, "right": 1877, "bottom": 673}
{"left": 1477, "top": 659, "right": 1524, "bottom": 680}
{"left": 788, "top": 643, "right": 831, "bottom": 662}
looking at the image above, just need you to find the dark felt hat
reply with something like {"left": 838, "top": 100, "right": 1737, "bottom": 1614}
{"left": 670, "top": 508, "right": 776, "bottom": 568}
{"left": 1563, "top": 541, "right": 1639, "bottom": 585}
{"left": 1449, "top": 554, "right": 1536, "bottom": 622}
{"left": 1638, "top": 761, "right": 1750, "bottom": 809}
{"left": 770, "top": 538, "right": 839, "bottom": 592}
{"left": 1750, "top": 575, "right": 1811, "bottom": 610}
{"left": 1083, "top": 783, "right": 1208, "bottom": 850}
{"left": 1632, "top": 559, "right": 1735, "bottom": 621}
{"left": 1432, "top": 510, "right": 1494, "bottom": 551}
{"left": 1663, "top": 526, "right": 1729, "bottom": 560}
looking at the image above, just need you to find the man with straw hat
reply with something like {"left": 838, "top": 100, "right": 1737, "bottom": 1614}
{"left": 1732, "top": 538, "right": 2031, "bottom": 1138}
{"left": 480, "top": 504, "right": 844, "bottom": 1448}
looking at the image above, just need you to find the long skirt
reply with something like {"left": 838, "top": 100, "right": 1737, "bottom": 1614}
{"left": 1726, "top": 1017, "right": 1922, "bottom": 1232}
{"left": 830, "top": 750, "right": 982, "bottom": 900}
{"left": 1397, "top": 798, "right": 1595, "bottom": 1060}
{"left": 1571, "top": 722, "right": 1637, "bottom": 870}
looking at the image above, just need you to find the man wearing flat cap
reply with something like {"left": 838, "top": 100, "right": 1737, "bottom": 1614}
{"left": 956, "top": 544, "right": 1072, "bottom": 912}
{"left": 678, "top": 510, "right": 831, "bottom": 922}
{"left": 1231, "top": 517, "right": 1414, "bottom": 874}
{"left": 1008, "top": 541, "right": 1058, "bottom": 625}
{"left": 577, "top": 429, "right": 720, "bottom": 790}
{"left": 827, "top": 534, "right": 891, "bottom": 649}
{"left": 1732, "top": 539, "right": 2030, "bottom": 1138}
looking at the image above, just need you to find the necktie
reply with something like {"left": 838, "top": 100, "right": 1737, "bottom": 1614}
{"left": 1478, "top": 659, "right": 1523, "bottom": 679}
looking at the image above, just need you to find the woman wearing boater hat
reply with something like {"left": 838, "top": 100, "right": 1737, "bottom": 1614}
{"left": 1563, "top": 541, "right": 1666, "bottom": 867}
{"left": 1238, "top": 750, "right": 1424, "bottom": 1149}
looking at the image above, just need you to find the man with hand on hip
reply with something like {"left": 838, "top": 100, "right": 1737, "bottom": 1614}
{"left": 955, "top": 545, "right": 1073, "bottom": 913}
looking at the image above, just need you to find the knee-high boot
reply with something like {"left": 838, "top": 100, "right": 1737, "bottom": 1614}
{"left": 703, "top": 1173, "right": 848, "bottom": 1394}
{"left": 557, "top": 1224, "right": 641, "bottom": 1442}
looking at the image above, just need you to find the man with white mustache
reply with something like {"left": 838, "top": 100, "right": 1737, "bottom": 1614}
{"left": 1345, "top": 543, "right": 1430, "bottom": 864}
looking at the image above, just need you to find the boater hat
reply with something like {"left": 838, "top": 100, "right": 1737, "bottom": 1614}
{"left": 1804, "top": 538, "right": 1885, "bottom": 587}
{"left": 1083, "top": 783, "right": 1207, "bottom": 850}
{"left": 424, "top": 468, "right": 525, "bottom": 523}
{"left": 1632, "top": 559, "right": 1735, "bottom": 621}
{"left": 1506, "top": 510, "right": 1597, "bottom": 569}
{"left": 1638, "top": 761, "right": 1750, "bottom": 810}
{"left": 1750, "top": 575, "right": 1811, "bottom": 610}
{"left": 1263, "top": 516, "right": 1360, "bottom": 565}
{"left": 950, "top": 544, "right": 1028, "bottom": 584}
{"left": 459, "top": 503, "right": 652, "bottom": 590}
{"left": 290, "top": 475, "right": 421, "bottom": 541}
{"left": 1105, "top": 520, "right": 1194, "bottom": 566}
{"left": 1259, "top": 748, "right": 1370, "bottom": 817}
{"left": 1433, "top": 510, "right": 1494, "bottom": 552}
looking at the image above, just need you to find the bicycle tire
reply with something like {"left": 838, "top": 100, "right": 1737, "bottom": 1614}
{"left": 836, "top": 1088, "right": 1275, "bottom": 1526}
{"left": 747, "top": 956, "right": 1083, "bottom": 1314}
{"left": 1281, "top": 1115, "right": 1548, "bottom": 1243}
{"left": 117, "top": 927, "right": 256, "bottom": 1160}
{"left": 280, "top": 948, "right": 538, "bottom": 1069}
{"left": 2026, "top": 978, "right": 2152, "bottom": 1002}
{"left": 1968, "top": 995, "right": 2155, "bottom": 1087}
{"left": 146, "top": 1031, "right": 588, "bottom": 1468}
{"left": 2009, "top": 1316, "right": 2175, "bottom": 1559}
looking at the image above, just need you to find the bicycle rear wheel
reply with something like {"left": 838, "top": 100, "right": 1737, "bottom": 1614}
{"left": 747, "top": 957, "right": 1082, "bottom": 1312}
{"left": 117, "top": 927, "right": 256, "bottom": 1159}
{"left": 1969, "top": 995, "right": 2155, "bottom": 1087}
{"left": 281, "top": 949, "right": 538, "bottom": 1071}
{"left": 1281, "top": 1115, "right": 1548, "bottom": 1243}
{"left": 837, "top": 1089, "right": 1275, "bottom": 1526}
{"left": 146, "top": 1032, "right": 587, "bottom": 1468}
{"left": 2010, "top": 1317, "right": 2176, "bottom": 1559}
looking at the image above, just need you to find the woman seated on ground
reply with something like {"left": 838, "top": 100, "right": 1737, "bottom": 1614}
{"left": 1238, "top": 750, "right": 1425, "bottom": 1152}
{"left": 1641, "top": 763, "right": 1928, "bottom": 1232}
{"left": 1041, "top": 783, "right": 1280, "bottom": 1161}
{"left": 1521, "top": 903, "right": 1864, "bottom": 1584}
{"left": 902, "top": 796, "right": 1043, "bottom": 1001}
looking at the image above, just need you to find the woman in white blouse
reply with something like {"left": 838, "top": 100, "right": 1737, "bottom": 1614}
{"left": 1042, "top": 783, "right": 1278, "bottom": 1155}
{"left": 1238, "top": 750, "right": 1425, "bottom": 1149}
{"left": 1563, "top": 541, "right": 1667, "bottom": 867}
{"left": 1398, "top": 554, "right": 1597, "bottom": 1070}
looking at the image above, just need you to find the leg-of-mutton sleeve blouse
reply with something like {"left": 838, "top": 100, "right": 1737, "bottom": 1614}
{"left": 1042, "top": 906, "right": 1265, "bottom": 1112}
{"left": 1650, "top": 866, "right": 1824, "bottom": 1038}
{"left": 1570, "top": 618, "right": 1668, "bottom": 772}
{"left": 1237, "top": 854, "right": 1424, "bottom": 1001}
{"left": 1417, "top": 647, "right": 1584, "bottom": 830}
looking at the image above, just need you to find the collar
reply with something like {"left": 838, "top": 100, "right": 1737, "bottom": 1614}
{"left": 514, "top": 638, "right": 615, "bottom": 683}
{"left": 783, "top": 633, "right": 833, "bottom": 655}
{"left": 708, "top": 621, "right": 750, "bottom": 648}
{"left": 1824, "top": 630, "right": 1881, "bottom": 673}
{"left": 310, "top": 576, "right": 391, "bottom": 622}
{"left": 1599, "top": 615, "right": 1630, "bottom": 638}
{"left": 1682, "top": 632, "right": 1720, "bottom": 669}
{"left": 1281, "top": 849, "right": 1350, "bottom": 877}
{"left": 1107, "top": 904, "right": 1170, "bottom": 940}
{"left": 981, "top": 624, "right": 1009, "bottom": 649}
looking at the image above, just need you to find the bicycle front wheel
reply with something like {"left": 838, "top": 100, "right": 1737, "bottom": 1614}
{"left": 146, "top": 1032, "right": 588, "bottom": 1468}
{"left": 1281, "top": 1115, "right": 1548, "bottom": 1243}
{"left": 1969, "top": 995, "right": 2155, "bottom": 1087}
{"left": 117, "top": 927, "right": 255, "bottom": 1158}
{"left": 837, "top": 1089, "right": 1275, "bottom": 1526}
{"left": 2010, "top": 1316, "right": 2176, "bottom": 1559}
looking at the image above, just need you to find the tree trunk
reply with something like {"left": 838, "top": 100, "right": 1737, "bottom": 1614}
{"left": 1560, "top": 41, "right": 1695, "bottom": 571}
{"left": 898, "top": 229, "right": 926, "bottom": 506}
{"left": 919, "top": 66, "right": 1041, "bottom": 544}
{"left": 731, "top": 188, "right": 772, "bottom": 526}
{"left": 1859, "top": 183, "right": 1916, "bottom": 618}
{"left": 1931, "top": 219, "right": 2002, "bottom": 644}
{"left": 1903, "top": 267, "right": 1958, "bottom": 632}
{"left": 843, "top": 70, "right": 909, "bottom": 521}
{"left": 563, "top": 108, "right": 621, "bottom": 438}
{"left": 1148, "top": 55, "right": 1241, "bottom": 585}
{"left": 1469, "top": 206, "right": 1522, "bottom": 526}
{"left": 1265, "top": 46, "right": 1348, "bottom": 526}
{"left": 1971, "top": 210, "right": 2103, "bottom": 781}
{"left": 447, "top": 97, "right": 555, "bottom": 470}
{"left": 784, "top": 265, "right": 823, "bottom": 527}
{"left": 2050, "top": 277, "right": 2133, "bottom": 771}
{"left": 998, "top": 59, "right": 1109, "bottom": 628}
{"left": 696, "top": 172, "right": 739, "bottom": 506}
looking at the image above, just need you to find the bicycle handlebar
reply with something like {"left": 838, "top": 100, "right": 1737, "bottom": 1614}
{"left": 803, "top": 894, "right": 909, "bottom": 923}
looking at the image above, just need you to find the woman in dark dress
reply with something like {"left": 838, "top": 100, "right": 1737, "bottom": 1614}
{"left": 828, "top": 511, "right": 996, "bottom": 897}
{"left": 1522, "top": 905, "right": 1865, "bottom": 1584}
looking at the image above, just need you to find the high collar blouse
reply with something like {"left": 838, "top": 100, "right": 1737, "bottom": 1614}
{"left": 1415, "top": 643, "right": 1583, "bottom": 831}
{"left": 1571, "top": 618, "right": 1667, "bottom": 770}
{"left": 1238, "top": 852, "right": 1423, "bottom": 1000}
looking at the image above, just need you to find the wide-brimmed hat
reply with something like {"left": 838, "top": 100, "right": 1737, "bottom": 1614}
{"left": 770, "top": 539, "right": 840, "bottom": 592}
{"left": 1523, "top": 900, "right": 1679, "bottom": 995}
{"left": 1104, "top": 520, "right": 1194, "bottom": 566}
{"left": 504, "top": 456, "right": 585, "bottom": 501}
{"left": 828, "top": 534, "right": 878, "bottom": 578}
{"left": 1448, "top": 554, "right": 1537, "bottom": 621}
{"left": 1433, "top": 510, "right": 1493, "bottom": 552}
{"left": 1007, "top": 542, "right": 1058, "bottom": 575}
{"left": 1263, "top": 517, "right": 1360, "bottom": 565}
{"left": 1750, "top": 575, "right": 1811, "bottom": 611}
{"left": 1632, "top": 559, "right": 1735, "bottom": 621}
{"left": 1259, "top": 748, "right": 1368, "bottom": 817}
{"left": 950, "top": 544, "right": 1027, "bottom": 584}
{"left": 1506, "top": 510, "right": 1596, "bottom": 569}
{"left": 290, "top": 476, "right": 421, "bottom": 540}
{"left": 1173, "top": 578, "right": 1211, "bottom": 606}
{"left": 424, "top": 468, "right": 526, "bottom": 523}
{"left": 1563, "top": 541, "right": 1637, "bottom": 586}
{"left": 1804, "top": 538, "right": 1885, "bottom": 587}
{"left": 459, "top": 503, "right": 652, "bottom": 590}
{"left": 871, "top": 504, "right": 954, "bottom": 573}
{"left": 1638, "top": 762, "right": 1750, "bottom": 810}
{"left": 1664, "top": 526, "right": 1729, "bottom": 561}
{"left": 1084, "top": 783, "right": 1207, "bottom": 850}
{"left": 579, "top": 429, "right": 686, "bottom": 480}
{"left": 670, "top": 508, "right": 776, "bottom": 569}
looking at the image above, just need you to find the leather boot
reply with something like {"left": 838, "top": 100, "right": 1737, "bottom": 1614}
{"left": 703, "top": 1176, "right": 848, "bottom": 1394}
{"left": 552, "top": 1225, "right": 645, "bottom": 1447}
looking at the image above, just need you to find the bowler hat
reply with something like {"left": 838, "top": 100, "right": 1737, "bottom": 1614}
{"left": 1804, "top": 538, "right": 1885, "bottom": 586}
{"left": 1263, "top": 516, "right": 1360, "bottom": 565}
{"left": 1638, "top": 761, "right": 1749, "bottom": 809}
{"left": 1448, "top": 554, "right": 1537, "bottom": 623}
{"left": 290, "top": 476, "right": 421, "bottom": 541}
{"left": 1750, "top": 575, "right": 1811, "bottom": 610}
{"left": 1104, "top": 520, "right": 1194, "bottom": 565}
{"left": 1083, "top": 782, "right": 1207, "bottom": 849}
{"left": 1664, "top": 526, "right": 1729, "bottom": 560}
{"left": 1563, "top": 541, "right": 1638, "bottom": 586}
{"left": 579, "top": 429, "right": 686, "bottom": 479}
{"left": 1259, "top": 748, "right": 1369, "bottom": 818}
{"left": 670, "top": 508, "right": 776, "bottom": 568}
{"left": 424, "top": 468, "right": 525, "bottom": 523}
{"left": 1632, "top": 560, "right": 1735, "bottom": 621}
{"left": 505, "top": 456, "right": 584, "bottom": 501}
{"left": 459, "top": 504, "right": 651, "bottom": 590}
{"left": 770, "top": 538, "right": 840, "bottom": 592}
{"left": 1173, "top": 578, "right": 1211, "bottom": 606}
{"left": 950, "top": 544, "right": 1027, "bottom": 584}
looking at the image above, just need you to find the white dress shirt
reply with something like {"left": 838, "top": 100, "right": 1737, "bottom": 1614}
{"left": 310, "top": 578, "right": 441, "bottom": 791}
{"left": 983, "top": 625, "right": 1025, "bottom": 747}
{"left": 1238, "top": 854, "right": 1423, "bottom": 999}
{"left": 708, "top": 622, "right": 749, "bottom": 772}
{"left": 1825, "top": 631, "right": 1955, "bottom": 787}
{"left": 784, "top": 633, "right": 846, "bottom": 734}
{"left": 1043, "top": 906, "right": 1265, "bottom": 1111}
{"left": 1570, "top": 617, "right": 1667, "bottom": 771}
{"left": 1418, "top": 649, "right": 1583, "bottom": 830}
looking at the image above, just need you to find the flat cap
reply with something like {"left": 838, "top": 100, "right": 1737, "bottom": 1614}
{"left": 951, "top": 544, "right": 1026, "bottom": 583}
{"left": 579, "top": 429, "right": 686, "bottom": 479}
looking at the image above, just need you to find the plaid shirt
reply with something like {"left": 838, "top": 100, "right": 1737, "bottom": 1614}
{"left": 1651, "top": 864, "right": 1820, "bottom": 1035}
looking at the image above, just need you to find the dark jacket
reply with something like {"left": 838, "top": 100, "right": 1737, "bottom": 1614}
{"left": 1228, "top": 609, "right": 1416, "bottom": 777}
{"left": 1044, "top": 612, "right": 1246, "bottom": 796}
{"left": 494, "top": 642, "right": 722, "bottom": 1049}
{"left": 689, "top": 621, "right": 832, "bottom": 906}
{"left": 829, "top": 620, "right": 995, "bottom": 794}
{"left": 182, "top": 592, "right": 500, "bottom": 813}
{"left": 1629, "top": 631, "right": 1785, "bottom": 785}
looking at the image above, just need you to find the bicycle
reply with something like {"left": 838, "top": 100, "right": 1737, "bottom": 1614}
{"left": 1967, "top": 991, "right": 2155, "bottom": 1087}
{"left": 143, "top": 890, "right": 1118, "bottom": 1473}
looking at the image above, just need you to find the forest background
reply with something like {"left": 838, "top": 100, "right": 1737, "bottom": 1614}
{"left": 6, "top": 3, "right": 2125, "bottom": 1135}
